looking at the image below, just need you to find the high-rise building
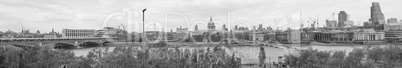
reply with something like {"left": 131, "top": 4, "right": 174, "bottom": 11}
{"left": 400, "top": 20, "right": 402, "bottom": 23}
{"left": 326, "top": 20, "right": 337, "bottom": 28}
{"left": 370, "top": 2, "right": 385, "bottom": 25}
{"left": 338, "top": 11, "right": 349, "bottom": 28}
{"left": 387, "top": 18, "right": 398, "bottom": 23}
{"left": 207, "top": 17, "right": 216, "bottom": 30}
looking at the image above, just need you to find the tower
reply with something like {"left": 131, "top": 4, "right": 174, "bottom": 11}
{"left": 338, "top": 11, "right": 348, "bottom": 28}
{"left": 370, "top": 2, "right": 385, "bottom": 25}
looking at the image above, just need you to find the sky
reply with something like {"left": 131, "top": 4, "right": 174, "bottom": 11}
{"left": 0, "top": 0, "right": 401, "bottom": 33}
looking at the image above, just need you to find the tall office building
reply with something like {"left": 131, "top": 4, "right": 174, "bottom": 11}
{"left": 387, "top": 18, "right": 398, "bottom": 23}
{"left": 370, "top": 2, "right": 385, "bottom": 25}
{"left": 338, "top": 11, "right": 348, "bottom": 28}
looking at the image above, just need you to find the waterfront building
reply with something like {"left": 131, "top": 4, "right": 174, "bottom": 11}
{"left": 176, "top": 26, "right": 188, "bottom": 33}
{"left": 289, "top": 30, "right": 301, "bottom": 44}
{"left": 61, "top": 29, "right": 96, "bottom": 38}
{"left": 344, "top": 21, "right": 354, "bottom": 28}
{"left": 314, "top": 31, "right": 354, "bottom": 43}
{"left": 104, "top": 27, "right": 124, "bottom": 35}
{"left": 167, "top": 32, "right": 188, "bottom": 42}
{"left": 385, "top": 31, "right": 402, "bottom": 43}
{"left": 143, "top": 31, "right": 164, "bottom": 42}
{"left": 353, "top": 29, "right": 385, "bottom": 44}
{"left": 370, "top": 2, "right": 385, "bottom": 25}
{"left": 338, "top": 11, "right": 349, "bottom": 28}
{"left": 275, "top": 31, "right": 289, "bottom": 44}
{"left": 387, "top": 18, "right": 398, "bottom": 23}
{"left": 363, "top": 21, "right": 373, "bottom": 27}
{"left": 266, "top": 26, "right": 273, "bottom": 31}
{"left": 326, "top": 20, "right": 337, "bottom": 28}
{"left": 207, "top": 17, "right": 216, "bottom": 31}
{"left": 237, "top": 27, "right": 249, "bottom": 31}
{"left": 44, "top": 29, "right": 58, "bottom": 38}
{"left": 384, "top": 23, "right": 402, "bottom": 31}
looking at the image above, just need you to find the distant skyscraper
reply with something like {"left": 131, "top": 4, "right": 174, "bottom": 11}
{"left": 370, "top": 2, "right": 385, "bottom": 25}
{"left": 207, "top": 17, "right": 216, "bottom": 30}
{"left": 338, "top": 11, "right": 349, "bottom": 28}
{"left": 387, "top": 18, "right": 398, "bottom": 23}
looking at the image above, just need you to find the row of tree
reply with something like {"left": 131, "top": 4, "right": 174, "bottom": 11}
{"left": 284, "top": 45, "right": 402, "bottom": 68}
{"left": 1, "top": 45, "right": 241, "bottom": 68}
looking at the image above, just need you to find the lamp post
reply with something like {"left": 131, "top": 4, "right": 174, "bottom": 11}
{"left": 142, "top": 8, "right": 146, "bottom": 51}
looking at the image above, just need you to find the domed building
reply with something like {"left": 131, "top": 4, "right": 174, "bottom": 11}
{"left": 207, "top": 17, "right": 216, "bottom": 30}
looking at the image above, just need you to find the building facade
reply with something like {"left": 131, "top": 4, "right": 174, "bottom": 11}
{"left": 344, "top": 21, "right": 354, "bottom": 28}
{"left": 176, "top": 26, "right": 188, "bottom": 33}
{"left": 384, "top": 23, "right": 402, "bottom": 31}
{"left": 326, "top": 20, "right": 337, "bottom": 28}
{"left": 385, "top": 31, "right": 402, "bottom": 43}
{"left": 353, "top": 32, "right": 384, "bottom": 41}
{"left": 62, "top": 29, "right": 96, "bottom": 38}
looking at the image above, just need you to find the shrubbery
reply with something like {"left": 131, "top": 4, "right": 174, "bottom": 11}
{"left": 284, "top": 45, "right": 402, "bottom": 68}
{"left": 0, "top": 45, "right": 241, "bottom": 68}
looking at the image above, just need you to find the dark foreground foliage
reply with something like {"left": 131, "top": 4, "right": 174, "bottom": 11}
{"left": 284, "top": 45, "right": 402, "bottom": 68}
{"left": 0, "top": 45, "right": 241, "bottom": 68}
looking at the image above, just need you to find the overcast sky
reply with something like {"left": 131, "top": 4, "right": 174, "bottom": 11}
{"left": 0, "top": 0, "right": 401, "bottom": 33}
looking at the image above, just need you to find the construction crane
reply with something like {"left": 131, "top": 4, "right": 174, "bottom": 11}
{"left": 309, "top": 17, "right": 316, "bottom": 30}
{"left": 18, "top": 20, "right": 25, "bottom": 31}
{"left": 326, "top": 12, "right": 336, "bottom": 20}
{"left": 18, "top": 19, "right": 29, "bottom": 34}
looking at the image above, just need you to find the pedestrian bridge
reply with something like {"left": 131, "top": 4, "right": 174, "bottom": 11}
{"left": 0, "top": 37, "right": 117, "bottom": 49}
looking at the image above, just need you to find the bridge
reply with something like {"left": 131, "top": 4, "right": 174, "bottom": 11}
{"left": 0, "top": 37, "right": 117, "bottom": 49}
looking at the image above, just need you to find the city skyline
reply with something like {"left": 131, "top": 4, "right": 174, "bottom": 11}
{"left": 1, "top": 0, "right": 402, "bottom": 33}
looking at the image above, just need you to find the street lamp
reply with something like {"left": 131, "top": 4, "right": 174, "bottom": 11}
{"left": 142, "top": 8, "right": 146, "bottom": 50}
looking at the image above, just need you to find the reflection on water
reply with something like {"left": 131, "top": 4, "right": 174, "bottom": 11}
{"left": 69, "top": 44, "right": 382, "bottom": 64}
